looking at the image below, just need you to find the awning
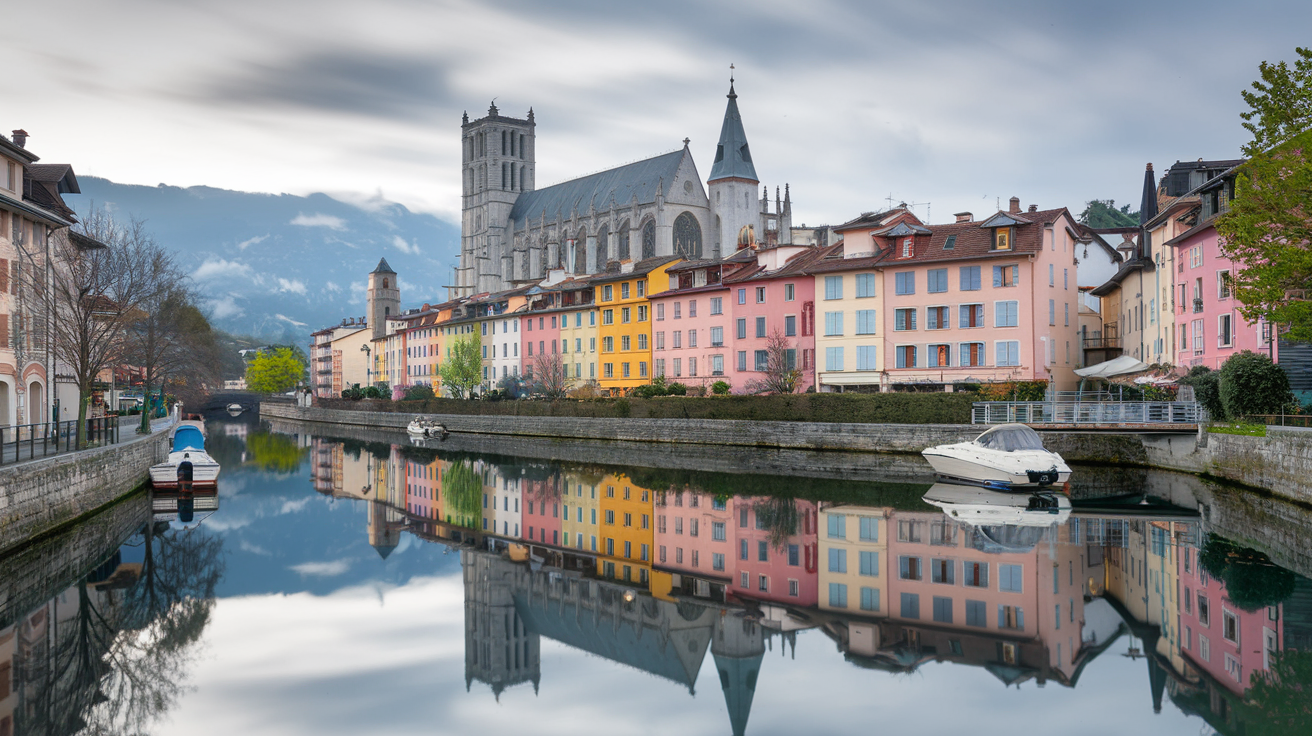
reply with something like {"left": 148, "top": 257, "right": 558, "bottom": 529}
{"left": 1074, "top": 355, "right": 1150, "bottom": 379}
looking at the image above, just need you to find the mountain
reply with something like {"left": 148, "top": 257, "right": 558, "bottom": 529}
{"left": 74, "top": 177, "right": 460, "bottom": 344}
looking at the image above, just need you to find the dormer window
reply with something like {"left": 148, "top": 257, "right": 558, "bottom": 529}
{"left": 901, "top": 238, "right": 913, "bottom": 258}
{"left": 944, "top": 235, "right": 956, "bottom": 250}
{"left": 992, "top": 228, "right": 1012, "bottom": 251}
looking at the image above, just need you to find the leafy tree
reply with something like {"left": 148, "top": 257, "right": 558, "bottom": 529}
{"left": 404, "top": 383, "right": 436, "bottom": 401}
{"left": 1218, "top": 47, "right": 1312, "bottom": 342}
{"left": 245, "top": 429, "right": 308, "bottom": 473}
{"left": 1218, "top": 350, "right": 1295, "bottom": 419}
{"left": 443, "top": 459, "right": 483, "bottom": 527}
{"left": 1077, "top": 200, "right": 1139, "bottom": 228}
{"left": 531, "top": 348, "right": 570, "bottom": 399}
{"left": 360, "top": 385, "right": 385, "bottom": 399}
{"left": 1181, "top": 365, "right": 1226, "bottom": 419}
{"left": 752, "top": 496, "right": 802, "bottom": 550}
{"left": 244, "top": 346, "right": 304, "bottom": 394}
{"left": 1197, "top": 534, "right": 1295, "bottom": 612}
{"left": 667, "top": 382, "right": 688, "bottom": 396}
{"left": 441, "top": 334, "right": 483, "bottom": 399}
{"left": 1245, "top": 649, "right": 1312, "bottom": 735}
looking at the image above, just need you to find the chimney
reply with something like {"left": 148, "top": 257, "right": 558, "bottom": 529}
{"left": 1028, "top": 204, "right": 1038, "bottom": 212}
{"left": 1008, "top": 196, "right": 1020, "bottom": 214}
{"left": 955, "top": 212, "right": 973, "bottom": 223}
{"left": 11, "top": 129, "right": 27, "bottom": 148}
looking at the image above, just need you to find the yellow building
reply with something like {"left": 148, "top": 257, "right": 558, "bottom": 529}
{"left": 559, "top": 471, "right": 601, "bottom": 554}
{"left": 594, "top": 257, "right": 681, "bottom": 393}
{"left": 818, "top": 505, "right": 889, "bottom": 615}
{"left": 597, "top": 472, "right": 657, "bottom": 587}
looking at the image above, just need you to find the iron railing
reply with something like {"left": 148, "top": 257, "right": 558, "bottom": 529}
{"left": 1245, "top": 414, "right": 1312, "bottom": 428}
{"left": 0, "top": 417, "right": 121, "bottom": 466}
{"left": 972, "top": 401, "right": 1205, "bottom": 426}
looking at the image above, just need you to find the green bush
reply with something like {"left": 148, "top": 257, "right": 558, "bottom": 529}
{"left": 360, "top": 385, "right": 386, "bottom": 400}
{"left": 711, "top": 380, "right": 731, "bottom": 395}
{"left": 1218, "top": 350, "right": 1294, "bottom": 419}
{"left": 404, "top": 384, "right": 436, "bottom": 401}
{"left": 1181, "top": 366, "right": 1224, "bottom": 419}
{"left": 667, "top": 382, "right": 688, "bottom": 396}
{"left": 319, "top": 391, "right": 977, "bottom": 424}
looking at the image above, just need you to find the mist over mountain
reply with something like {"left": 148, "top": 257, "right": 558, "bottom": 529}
{"left": 75, "top": 177, "right": 459, "bottom": 344}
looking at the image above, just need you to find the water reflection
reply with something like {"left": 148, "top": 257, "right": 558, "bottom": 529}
{"left": 4, "top": 423, "right": 1312, "bottom": 735}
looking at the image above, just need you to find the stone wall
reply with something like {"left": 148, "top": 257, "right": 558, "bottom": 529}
{"left": 0, "top": 431, "right": 169, "bottom": 557}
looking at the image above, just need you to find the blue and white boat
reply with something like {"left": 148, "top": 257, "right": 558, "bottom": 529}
{"left": 149, "top": 420, "right": 221, "bottom": 490}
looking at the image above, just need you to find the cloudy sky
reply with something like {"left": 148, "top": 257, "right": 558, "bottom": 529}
{"left": 6, "top": 0, "right": 1308, "bottom": 227}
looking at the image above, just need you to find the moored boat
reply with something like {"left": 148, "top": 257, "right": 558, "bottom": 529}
{"left": 149, "top": 420, "right": 221, "bottom": 490}
{"left": 406, "top": 416, "right": 449, "bottom": 439}
{"left": 921, "top": 423, "right": 1070, "bottom": 489}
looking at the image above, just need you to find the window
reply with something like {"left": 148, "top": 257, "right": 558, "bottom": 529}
{"left": 621, "top": 283, "right": 630, "bottom": 299}
{"left": 1049, "top": 263, "right": 1055, "bottom": 286}
{"left": 856, "top": 345, "right": 877, "bottom": 370}
{"left": 755, "top": 286, "right": 766, "bottom": 304}
{"left": 999, "top": 564, "right": 1023, "bottom": 592}
{"left": 785, "top": 283, "right": 795, "bottom": 301}
{"left": 829, "top": 583, "right": 848, "bottom": 608}
{"left": 688, "top": 300, "right": 696, "bottom": 318}
{"left": 959, "top": 266, "right": 981, "bottom": 291}
{"left": 895, "top": 271, "right": 915, "bottom": 295}
{"left": 785, "top": 314, "right": 797, "bottom": 336}
{"left": 1199, "top": 634, "right": 1211, "bottom": 662}
{"left": 1223, "top": 610, "right": 1239, "bottom": 643}
{"left": 966, "top": 599, "right": 987, "bottom": 627}
{"left": 957, "top": 342, "right": 984, "bottom": 367}
{"left": 956, "top": 303, "right": 983, "bottom": 329}
{"left": 894, "top": 308, "right": 917, "bottom": 331}
{"left": 1049, "top": 299, "right": 1055, "bottom": 325}
{"left": 926, "top": 306, "right": 949, "bottom": 330}
{"left": 788, "top": 544, "right": 799, "bottom": 566}
{"left": 711, "top": 354, "right": 724, "bottom": 375}
{"left": 712, "top": 552, "right": 725, "bottom": 571}
{"left": 828, "top": 548, "right": 847, "bottom": 573}
{"left": 673, "top": 302, "right": 681, "bottom": 319}
{"left": 859, "top": 517, "right": 878, "bottom": 541}
{"left": 928, "top": 343, "right": 951, "bottom": 367}
{"left": 1218, "top": 270, "right": 1232, "bottom": 299}
{"left": 993, "top": 264, "right": 1019, "bottom": 287}
{"left": 755, "top": 316, "right": 766, "bottom": 338}
{"left": 1219, "top": 313, "right": 1233, "bottom": 347}
{"left": 825, "top": 346, "right": 844, "bottom": 371}
{"left": 896, "top": 345, "right": 916, "bottom": 369}
{"left": 898, "top": 519, "right": 923, "bottom": 543}
{"left": 856, "top": 273, "right": 876, "bottom": 298}
{"left": 656, "top": 303, "right": 665, "bottom": 320}
{"left": 739, "top": 539, "right": 749, "bottom": 559}
{"left": 964, "top": 561, "right": 988, "bottom": 588}
{"left": 672, "top": 331, "right": 681, "bottom": 349}
{"left": 851, "top": 309, "right": 877, "bottom": 335}
{"left": 638, "top": 305, "right": 648, "bottom": 322}
{"left": 603, "top": 309, "right": 614, "bottom": 325}
{"left": 621, "top": 335, "right": 631, "bottom": 350}
{"left": 1065, "top": 302, "right": 1070, "bottom": 327}
{"left": 932, "top": 558, "right": 955, "bottom": 584}
{"left": 944, "top": 234, "right": 957, "bottom": 250}
{"left": 603, "top": 336, "right": 614, "bottom": 352}
{"left": 711, "top": 296, "right": 723, "bottom": 314}
{"left": 859, "top": 550, "right": 879, "bottom": 576}
{"left": 737, "top": 351, "right": 747, "bottom": 371}
{"left": 998, "top": 605, "right": 1024, "bottom": 630}
{"left": 824, "top": 275, "right": 843, "bottom": 300}
{"left": 1064, "top": 268, "right": 1069, "bottom": 289}
{"left": 738, "top": 288, "right": 747, "bottom": 305}
{"left": 899, "top": 556, "right": 922, "bottom": 580}
{"left": 927, "top": 268, "right": 948, "bottom": 293}
{"left": 754, "top": 350, "right": 768, "bottom": 371}
{"left": 994, "top": 301, "right": 1019, "bottom": 327}
{"left": 710, "top": 325, "right": 724, "bottom": 346}
{"left": 860, "top": 587, "right": 880, "bottom": 611}
{"left": 901, "top": 237, "right": 914, "bottom": 258}
{"left": 603, "top": 285, "right": 613, "bottom": 301}
{"left": 736, "top": 318, "right": 747, "bottom": 339}
{"left": 901, "top": 592, "right": 920, "bottom": 619}
{"left": 825, "top": 311, "right": 844, "bottom": 336}
{"left": 993, "top": 228, "right": 1012, "bottom": 251}
{"left": 933, "top": 596, "right": 953, "bottom": 624}
{"left": 638, "top": 334, "right": 648, "bottom": 350}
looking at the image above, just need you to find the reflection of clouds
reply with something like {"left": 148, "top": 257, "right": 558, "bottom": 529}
{"left": 289, "top": 560, "right": 351, "bottom": 576}
{"left": 280, "top": 498, "right": 312, "bottom": 514}
{"left": 238, "top": 540, "right": 271, "bottom": 556}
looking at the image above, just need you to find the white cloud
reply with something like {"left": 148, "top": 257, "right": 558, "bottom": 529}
{"left": 236, "top": 234, "right": 269, "bottom": 250}
{"left": 276, "top": 277, "right": 308, "bottom": 295}
{"left": 279, "top": 498, "right": 311, "bottom": 514}
{"left": 290, "top": 213, "right": 347, "bottom": 230}
{"left": 193, "top": 257, "right": 253, "bottom": 282}
{"left": 238, "top": 540, "right": 271, "bottom": 556}
{"left": 275, "top": 313, "right": 308, "bottom": 328}
{"left": 391, "top": 235, "right": 419, "bottom": 255}
{"left": 289, "top": 559, "right": 351, "bottom": 576}
{"left": 323, "top": 281, "right": 342, "bottom": 293}
{"left": 208, "top": 294, "right": 244, "bottom": 320}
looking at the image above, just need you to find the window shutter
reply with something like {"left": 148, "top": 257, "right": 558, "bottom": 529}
{"left": 0, "top": 314, "right": 7, "bottom": 347}
{"left": 998, "top": 605, "right": 1005, "bottom": 628}
{"left": 1017, "top": 608, "right": 1025, "bottom": 630}
{"left": 0, "top": 258, "right": 7, "bottom": 292}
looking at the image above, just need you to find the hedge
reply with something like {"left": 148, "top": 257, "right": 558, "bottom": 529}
{"left": 319, "top": 391, "right": 976, "bottom": 424}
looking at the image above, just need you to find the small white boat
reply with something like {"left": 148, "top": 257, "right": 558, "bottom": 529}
{"left": 226, "top": 403, "right": 244, "bottom": 416}
{"left": 923, "top": 483, "right": 1071, "bottom": 527}
{"left": 406, "top": 416, "right": 448, "bottom": 439}
{"left": 921, "top": 423, "right": 1070, "bottom": 489}
{"left": 149, "top": 421, "right": 221, "bottom": 490}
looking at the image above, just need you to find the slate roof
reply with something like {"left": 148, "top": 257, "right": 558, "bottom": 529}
{"left": 708, "top": 83, "right": 758, "bottom": 182}
{"left": 508, "top": 150, "right": 685, "bottom": 229}
{"left": 371, "top": 257, "right": 395, "bottom": 274}
{"left": 587, "top": 255, "right": 682, "bottom": 283}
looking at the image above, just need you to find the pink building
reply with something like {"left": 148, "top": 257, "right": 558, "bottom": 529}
{"left": 404, "top": 457, "right": 440, "bottom": 520}
{"left": 1177, "top": 543, "right": 1283, "bottom": 694}
{"left": 725, "top": 247, "right": 821, "bottom": 392}
{"left": 732, "top": 498, "right": 819, "bottom": 605}
{"left": 522, "top": 477, "right": 563, "bottom": 546}
{"left": 1168, "top": 168, "right": 1275, "bottom": 370}
{"left": 655, "top": 488, "right": 735, "bottom": 597}
{"left": 522, "top": 309, "right": 561, "bottom": 379}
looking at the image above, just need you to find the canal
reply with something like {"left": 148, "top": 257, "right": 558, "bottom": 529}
{"left": 1, "top": 418, "right": 1309, "bottom": 735}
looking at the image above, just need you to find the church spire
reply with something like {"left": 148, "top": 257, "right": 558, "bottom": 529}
{"left": 1139, "top": 163, "right": 1158, "bottom": 225}
{"left": 708, "top": 71, "right": 759, "bottom": 184}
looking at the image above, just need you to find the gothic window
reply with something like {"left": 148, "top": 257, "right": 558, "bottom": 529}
{"left": 382, "top": 278, "right": 389, "bottom": 288}
{"left": 502, "top": 130, "right": 507, "bottom": 155}
{"left": 618, "top": 221, "right": 631, "bottom": 260}
{"left": 574, "top": 229, "right": 587, "bottom": 275}
{"left": 502, "top": 162, "right": 508, "bottom": 190}
{"left": 596, "top": 225, "right": 609, "bottom": 268}
{"left": 642, "top": 220, "right": 656, "bottom": 260}
{"left": 673, "top": 212, "right": 702, "bottom": 259}
{"left": 519, "top": 134, "right": 525, "bottom": 159}
{"left": 519, "top": 165, "right": 525, "bottom": 190}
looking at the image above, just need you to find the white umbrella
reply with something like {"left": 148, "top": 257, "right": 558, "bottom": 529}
{"left": 1074, "top": 355, "right": 1151, "bottom": 379}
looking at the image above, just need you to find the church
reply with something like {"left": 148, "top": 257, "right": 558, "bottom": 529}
{"left": 451, "top": 81, "right": 795, "bottom": 298}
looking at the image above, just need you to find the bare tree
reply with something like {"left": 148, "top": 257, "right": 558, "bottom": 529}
{"left": 744, "top": 329, "right": 801, "bottom": 394}
{"left": 122, "top": 275, "right": 217, "bottom": 434}
{"left": 532, "top": 348, "right": 570, "bottom": 399}
{"left": 32, "top": 209, "right": 173, "bottom": 445}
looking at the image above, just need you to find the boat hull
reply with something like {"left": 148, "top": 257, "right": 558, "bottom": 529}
{"left": 921, "top": 447, "right": 1070, "bottom": 489}
{"left": 150, "top": 451, "right": 221, "bottom": 490}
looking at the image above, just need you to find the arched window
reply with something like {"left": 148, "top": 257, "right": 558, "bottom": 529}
{"left": 383, "top": 278, "right": 389, "bottom": 288}
{"left": 518, "top": 165, "right": 525, "bottom": 190}
{"left": 641, "top": 220, "right": 656, "bottom": 259}
{"left": 574, "top": 228, "right": 587, "bottom": 275}
{"left": 596, "top": 225, "right": 609, "bottom": 268}
{"left": 673, "top": 212, "right": 702, "bottom": 259}
{"left": 501, "top": 130, "right": 507, "bottom": 155}
{"left": 617, "top": 220, "right": 631, "bottom": 260}
{"left": 502, "top": 162, "right": 508, "bottom": 189}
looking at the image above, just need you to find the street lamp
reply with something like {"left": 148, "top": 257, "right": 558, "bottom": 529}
{"left": 360, "top": 343, "right": 371, "bottom": 388}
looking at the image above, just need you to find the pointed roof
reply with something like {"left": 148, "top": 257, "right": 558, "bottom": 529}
{"left": 708, "top": 82, "right": 759, "bottom": 183}
{"left": 372, "top": 257, "right": 396, "bottom": 274}
{"left": 713, "top": 649, "right": 764, "bottom": 736}
{"left": 1139, "top": 164, "right": 1159, "bottom": 225}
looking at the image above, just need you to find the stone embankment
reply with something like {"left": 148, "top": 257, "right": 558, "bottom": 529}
{"left": 262, "top": 403, "right": 1312, "bottom": 505}
{"left": 0, "top": 429, "right": 169, "bottom": 557}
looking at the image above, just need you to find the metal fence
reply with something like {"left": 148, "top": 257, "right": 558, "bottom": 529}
{"left": 0, "top": 417, "right": 121, "bottom": 466}
{"left": 972, "top": 401, "right": 1206, "bottom": 426}
{"left": 1244, "top": 414, "right": 1312, "bottom": 428}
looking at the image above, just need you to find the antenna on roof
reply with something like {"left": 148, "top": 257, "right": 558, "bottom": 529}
{"left": 730, "top": 63, "right": 735, "bottom": 84}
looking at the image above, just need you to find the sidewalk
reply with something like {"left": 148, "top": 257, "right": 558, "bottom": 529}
{"left": 0, "top": 416, "right": 174, "bottom": 467}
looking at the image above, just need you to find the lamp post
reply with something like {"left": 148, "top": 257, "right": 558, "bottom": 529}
{"left": 360, "top": 343, "right": 372, "bottom": 389}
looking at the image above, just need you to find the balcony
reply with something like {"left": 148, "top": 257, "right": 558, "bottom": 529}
{"left": 1082, "top": 337, "right": 1121, "bottom": 350}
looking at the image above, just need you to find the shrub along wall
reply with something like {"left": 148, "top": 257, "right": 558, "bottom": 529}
{"left": 319, "top": 392, "right": 976, "bottom": 424}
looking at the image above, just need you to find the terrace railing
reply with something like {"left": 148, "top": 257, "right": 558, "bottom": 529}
{"left": 972, "top": 401, "right": 1206, "bottom": 426}
{"left": 0, "top": 417, "right": 121, "bottom": 466}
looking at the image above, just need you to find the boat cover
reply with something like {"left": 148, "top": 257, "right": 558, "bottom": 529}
{"left": 172, "top": 426, "right": 205, "bottom": 452}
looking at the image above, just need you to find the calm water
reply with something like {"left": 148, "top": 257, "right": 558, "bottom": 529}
{"left": 3, "top": 418, "right": 1310, "bottom": 736}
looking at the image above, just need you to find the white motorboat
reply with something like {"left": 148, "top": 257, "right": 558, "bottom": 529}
{"left": 226, "top": 403, "right": 245, "bottom": 416}
{"left": 149, "top": 420, "right": 221, "bottom": 490}
{"left": 923, "top": 483, "right": 1070, "bottom": 554}
{"left": 406, "top": 416, "right": 448, "bottom": 439}
{"left": 921, "top": 423, "right": 1070, "bottom": 489}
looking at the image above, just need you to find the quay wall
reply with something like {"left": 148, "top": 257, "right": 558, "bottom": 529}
{"left": 0, "top": 430, "right": 169, "bottom": 558}
{"left": 262, "top": 404, "right": 1312, "bottom": 506}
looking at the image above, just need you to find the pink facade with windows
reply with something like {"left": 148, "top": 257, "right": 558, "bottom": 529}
{"left": 725, "top": 258, "right": 817, "bottom": 393}
{"left": 404, "top": 458, "right": 441, "bottom": 520}
{"left": 732, "top": 498, "right": 819, "bottom": 605}
{"left": 654, "top": 488, "right": 735, "bottom": 590}
{"left": 1177, "top": 544, "right": 1282, "bottom": 694}
{"left": 522, "top": 477, "right": 563, "bottom": 547}
{"left": 1169, "top": 224, "right": 1272, "bottom": 371}
{"left": 649, "top": 282, "right": 732, "bottom": 389}
{"left": 522, "top": 310, "right": 561, "bottom": 378}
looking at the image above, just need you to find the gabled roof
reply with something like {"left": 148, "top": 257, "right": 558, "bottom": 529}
{"left": 874, "top": 221, "right": 932, "bottom": 237}
{"left": 587, "top": 256, "right": 682, "bottom": 283}
{"left": 708, "top": 82, "right": 758, "bottom": 183}
{"left": 978, "top": 211, "right": 1031, "bottom": 228}
{"left": 508, "top": 150, "right": 687, "bottom": 229}
{"left": 832, "top": 208, "right": 900, "bottom": 233}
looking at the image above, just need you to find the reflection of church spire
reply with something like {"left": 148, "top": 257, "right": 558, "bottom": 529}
{"left": 712, "top": 615, "right": 766, "bottom": 736}
{"left": 366, "top": 499, "right": 398, "bottom": 559}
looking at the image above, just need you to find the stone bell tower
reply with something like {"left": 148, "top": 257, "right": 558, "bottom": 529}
{"left": 367, "top": 258, "right": 400, "bottom": 341}
{"left": 457, "top": 102, "right": 536, "bottom": 298}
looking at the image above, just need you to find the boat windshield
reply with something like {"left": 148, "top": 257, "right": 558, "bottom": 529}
{"left": 976, "top": 425, "right": 1046, "bottom": 452}
{"left": 172, "top": 426, "right": 205, "bottom": 452}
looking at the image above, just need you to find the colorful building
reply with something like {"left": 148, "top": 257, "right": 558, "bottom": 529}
{"left": 733, "top": 497, "right": 818, "bottom": 605}
{"left": 596, "top": 472, "right": 657, "bottom": 586}
{"left": 655, "top": 486, "right": 736, "bottom": 600}
{"left": 594, "top": 257, "right": 680, "bottom": 392}
{"left": 818, "top": 505, "right": 888, "bottom": 616}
